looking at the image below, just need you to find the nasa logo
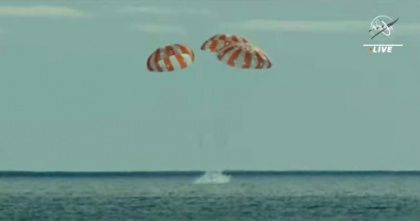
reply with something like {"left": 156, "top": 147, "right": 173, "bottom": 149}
{"left": 362, "top": 15, "right": 403, "bottom": 53}
{"left": 369, "top": 15, "right": 396, "bottom": 39}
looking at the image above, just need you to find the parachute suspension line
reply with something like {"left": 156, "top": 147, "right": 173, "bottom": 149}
{"left": 195, "top": 64, "right": 209, "bottom": 151}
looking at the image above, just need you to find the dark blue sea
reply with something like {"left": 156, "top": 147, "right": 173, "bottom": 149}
{"left": 1, "top": 171, "right": 420, "bottom": 221}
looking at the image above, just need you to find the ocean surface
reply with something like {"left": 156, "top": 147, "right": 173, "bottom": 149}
{"left": 1, "top": 171, "right": 420, "bottom": 221}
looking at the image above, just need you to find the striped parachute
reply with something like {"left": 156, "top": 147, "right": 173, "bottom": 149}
{"left": 146, "top": 44, "right": 195, "bottom": 72}
{"left": 201, "top": 34, "right": 249, "bottom": 53}
{"left": 217, "top": 42, "right": 272, "bottom": 69}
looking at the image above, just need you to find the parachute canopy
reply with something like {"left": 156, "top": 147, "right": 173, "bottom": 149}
{"left": 201, "top": 34, "right": 249, "bottom": 53}
{"left": 147, "top": 44, "right": 195, "bottom": 72}
{"left": 217, "top": 42, "right": 272, "bottom": 69}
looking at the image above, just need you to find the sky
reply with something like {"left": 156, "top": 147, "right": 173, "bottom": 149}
{"left": 0, "top": 0, "right": 419, "bottom": 171}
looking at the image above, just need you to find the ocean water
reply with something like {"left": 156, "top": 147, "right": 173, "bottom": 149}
{"left": 1, "top": 172, "right": 420, "bottom": 221}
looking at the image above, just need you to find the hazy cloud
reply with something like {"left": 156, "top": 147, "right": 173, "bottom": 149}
{"left": 0, "top": 6, "right": 86, "bottom": 17}
{"left": 220, "top": 19, "right": 420, "bottom": 34}
{"left": 131, "top": 23, "right": 187, "bottom": 35}
{"left": 119, "top": 6, "right": 213, "bottom": 16}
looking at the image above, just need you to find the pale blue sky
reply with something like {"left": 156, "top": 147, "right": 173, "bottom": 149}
{"left": 0, "top": 0, "right": 419, "bottom": 171}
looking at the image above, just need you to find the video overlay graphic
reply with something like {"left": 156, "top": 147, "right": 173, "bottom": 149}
{"left": 363, "top": 15, "right": 403, "bottom": 54}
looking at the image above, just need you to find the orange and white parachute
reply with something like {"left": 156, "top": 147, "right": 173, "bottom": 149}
{"left": 217, "top": 42, "right": 272, "bottom": 69}
{"left": 146, "top": 44, "right": 195, "bottom": 72}
{"left": 201, "top": 34, "right": 249, "bottom": 53}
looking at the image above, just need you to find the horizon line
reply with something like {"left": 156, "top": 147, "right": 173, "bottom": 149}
{"left": 1, "top": 170, "right": 420, "bottom": 177}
